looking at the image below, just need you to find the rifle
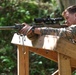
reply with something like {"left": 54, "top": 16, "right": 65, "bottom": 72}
{"left": 0, "top": 16, "right": 68, "bottom": 30}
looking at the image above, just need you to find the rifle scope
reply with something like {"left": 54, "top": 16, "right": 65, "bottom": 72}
{"left": 34, "top": 16, "right": 64, "bottom": 24}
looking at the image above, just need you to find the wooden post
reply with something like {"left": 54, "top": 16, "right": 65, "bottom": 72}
{"left": 17, "top": 45, "right": 29, "bottom": 75}
{"left": 58, "top": 53, "right": 71, "bottom": 75}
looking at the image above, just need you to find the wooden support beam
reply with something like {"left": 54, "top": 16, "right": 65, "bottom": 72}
{"left": 17, "top": 45, "right": 29, "bottom": 75}
{"left": 28, "top": 47, "right": 58, "bottom": 62}
{"left": 28, "top": 47, "right": 76, "bottom": 68}
{"left": 58, "top": 53, "right": 71, "bottom": 75}
{"left": 57, "top": 38, "right": 76, "bottom": 60}
{"left": 24, "top": 46, "right": 29, "bottom": 75}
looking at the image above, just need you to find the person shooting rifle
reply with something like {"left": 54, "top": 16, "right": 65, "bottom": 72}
{"left": 19, "top": 5, "right": 76, "bottom": 43}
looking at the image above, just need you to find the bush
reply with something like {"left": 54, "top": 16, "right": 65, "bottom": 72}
{"left": 0, "top": 0, "right": 60, "bottom": 75}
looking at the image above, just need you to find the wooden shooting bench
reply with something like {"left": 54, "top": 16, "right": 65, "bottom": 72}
{"left": 11, "top": 32, "right": 76, "bottom": 75}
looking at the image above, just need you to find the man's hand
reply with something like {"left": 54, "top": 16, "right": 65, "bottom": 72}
{"left": 19, "top": 23, "right": 40, "bottom": 41}
{"left": 19, "top": 23, "right": 32, "bottom": 35}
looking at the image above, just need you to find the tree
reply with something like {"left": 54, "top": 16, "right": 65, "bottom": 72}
{"left": 57, "top": 0, "right": 76, "bottom": 12}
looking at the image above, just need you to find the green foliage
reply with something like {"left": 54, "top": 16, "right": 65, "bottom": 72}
{"left": 0, "top": 0, "right": 61, "bottom": 75}
{"left": 72, "top": 70, "right": 76, "bottom": 75}
{"left": 0, "top": 1, "right": 39, "bottom": 74}
{"left": 29, "top": 53, "right": 57, "bottom": 75}
{"left": 0, "top": 44, "right": 17, "bottom": 75}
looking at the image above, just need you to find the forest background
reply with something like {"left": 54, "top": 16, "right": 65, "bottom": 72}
{"left": 0, "top": 0, "right": 76, "bottom": 75}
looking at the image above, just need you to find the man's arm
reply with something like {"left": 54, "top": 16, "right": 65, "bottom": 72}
{"left": 19, "top": 23, "right": 76, "bottom": 42}
{"left": 65, "top": 25, "right": 76, "bottom": 43}
{"left": 34, "top": 25, "right": 76, "bottom": 37}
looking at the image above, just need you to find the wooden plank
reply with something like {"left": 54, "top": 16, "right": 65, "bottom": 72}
{"left": 32, "top": 35, "right": 59, "bottom": 50}
{"left": 17, "top": 45, "right": 25, "bottom": 75}
{"left": 58, "top": 53, "right": 71, "bottom": 75}
{"left": 11, "top": 33, "right": 59, "bottom": 50}
{"left": 11, "top": 33, "right": 32, "bottom": 47}
{"left": 28, "top": 47, "right": 58, "bottom": 62}
{"left": 17, "top": 45, "right": 29, "bottom": 75}
{"left": 28, "top": 47, "right": 76, "bottom": 68}
{"left": 56, "top": 38, "right": 76, "bottom": 59}
{"left": 24, "top": 46, "right": 29, "bottom": 75}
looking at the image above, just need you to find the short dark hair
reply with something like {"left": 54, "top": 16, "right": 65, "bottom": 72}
{"left": 62, "top": 5, "right": 76, "bottom": 16}
{"left": 66, "top": 5, "right": 76, "bottom": 13}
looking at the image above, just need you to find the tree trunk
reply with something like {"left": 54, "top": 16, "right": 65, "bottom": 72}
{"left": 57, "top": 0, "right": 76, "bottom": 12}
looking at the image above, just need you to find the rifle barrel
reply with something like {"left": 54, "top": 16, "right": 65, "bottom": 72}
{"left": 0, "top": 24, "right": 24, "bottom": 30}
{"left": 0, "top": 26, "right": 16, "bottom": 30}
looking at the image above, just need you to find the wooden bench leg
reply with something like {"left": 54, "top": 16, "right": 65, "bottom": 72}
{"left": 17, "top": 45, "right": 29, "bottom": 75}
{"left": 58, "top": 53, "right": 71, "bottom": 75}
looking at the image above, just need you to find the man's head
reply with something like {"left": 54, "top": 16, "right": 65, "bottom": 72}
{"left": 62, "top": 5, "right": 76, "bottom": 26}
